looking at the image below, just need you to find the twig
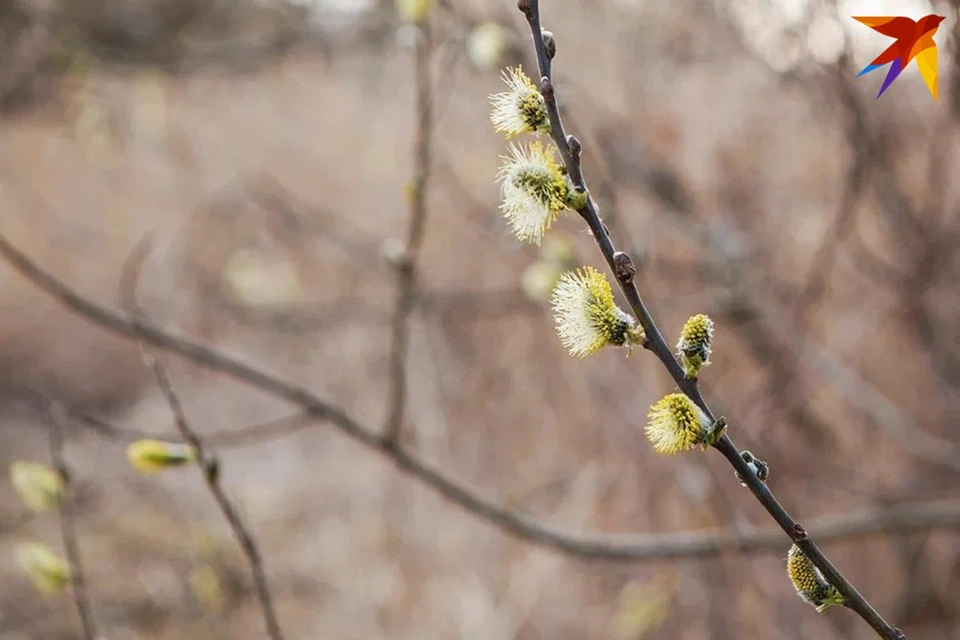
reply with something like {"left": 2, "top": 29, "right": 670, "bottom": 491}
{"left": 384, "top": 17, "right": 435, "bottom": 446}
{"left": 516, "top": 1, "right": 905, "bottom": 637}
{"left": 1, "top": 231, "right": 958, "bottom": 565}
{"left": 119, "top": 239, "right": 286, "bottom": 640}
{"left": 45, "top": 401, "right": 98, "bottom": 640}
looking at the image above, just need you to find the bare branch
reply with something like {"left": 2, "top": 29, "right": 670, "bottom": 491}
{"left": 384, "top": 17, "right": 436, "bottom": 446}
{"left": 1, "top": 232, "right": 958, "bottom": 568}
{"left": 118, "top": 237, "right": 286, "bottom": 640}
{"left": 45, "top": 401, "right": 98, "bottom": 640}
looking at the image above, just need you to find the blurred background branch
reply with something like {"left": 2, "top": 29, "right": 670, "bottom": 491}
{"left": 384, "top": 12, "right": 435, "bottom": 446}
{"left": 46, "top": 401, "right": 98, "bottom": 640}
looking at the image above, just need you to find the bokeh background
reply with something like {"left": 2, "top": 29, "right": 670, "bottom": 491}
{"left": 2, "top": 0, "right": 960, "bottom": 637}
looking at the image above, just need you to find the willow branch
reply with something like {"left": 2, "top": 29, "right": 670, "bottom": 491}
{"left": 384, "top": 18, "right": 435, "bottom": 446}
{"left": 517, "top": 1, "right": 905, "bottom": 637}
{"left": 45, "top": 401, "right": 98, "bottom": 640}
{"left": 119, "top": 240, "right": 286, "bottom": 640}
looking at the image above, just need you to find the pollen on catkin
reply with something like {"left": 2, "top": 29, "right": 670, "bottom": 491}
{"left": 787, "top": 545, "right": 845, "bottom": 612}
{"left": 127, "top": 439, "right": 197, "bottom": 474}
{"left": 551, "top": 266, "right": 645, "bottom": 358}
{"left": 489, "top": 66, "right": 551, "bottom": 137}
{"left": 10, "top": 461, "right": 64, "bottom": 513}
{"left": 644, "top": 393, "right": 711, "bottom": 454}
{"left": 497, "top": 141, "right": 571, "bottom": 244}
{"left": 676, "top": 313, "right": 714, "bottom": 378}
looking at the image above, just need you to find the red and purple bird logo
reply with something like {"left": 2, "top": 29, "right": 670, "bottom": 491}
{"left": 854, "top": 14, "right": 945, "bottom": 99}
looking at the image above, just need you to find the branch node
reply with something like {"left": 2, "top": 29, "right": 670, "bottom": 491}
{"left": 792, "top": 524, "right": 808, "bottom": 542}
{"left": 613, "top": 251, "right": 636, "bottom": 284}
{"left": 541, "top": 30, "right": 556, "bottom": 59}
{"left": 205, "top": 458, "right": 220, "bottom": 484}
{"left": 567, "top": 135, "right": 582, "bottom": 160}
{"left": 706, "top": 416, "right": 727, "bottom": 446}
{"left": 539, "top": 76, "right": 555, "bottom": 104}
{"left": 736, "top": 450, "right": 770, "bottom": 486}
{"left": 517, "top": 0, "right": 532, "bottom": 15}
{"left": 381, "top": 238, "right": 412, "bottom": 271}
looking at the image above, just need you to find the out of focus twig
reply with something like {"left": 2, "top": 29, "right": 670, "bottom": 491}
{"left": 1, "top": 231, "right": 958, "bottom": 567}
{"left": 384, "top": 16, "right": 435, "bottom": 446}
{"left": 119, "top": 238, "right": 286, "bottom": 640}
{"left": 46, "top": 401, "right": 98, "bottom": 640}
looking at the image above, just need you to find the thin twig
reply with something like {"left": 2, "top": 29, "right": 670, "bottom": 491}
{"left": 516, "top": 1, "right": 905, "bottom": 637}
{"left": 118, "top": 239, "right": 286, "bottom": 640}
{"left": 384, "top": 17, "right": 435, "bottom": 446}
{"left": 1, "top": 231, "right": 958, "bottom": 565}
{"left": 45, "top": 401, "right": 98, "bottom": 640}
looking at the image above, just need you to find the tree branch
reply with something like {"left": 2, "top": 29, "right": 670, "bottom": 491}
{"left": 384, "top": 17, "right": 435, "bottom": 446}
{"left": 118, "top": 238, "right": 286, "bottom": 640}
{"left": 516, "top": 1, "right": 906, "bottom": 637}
{"left": 1, "top": 231, "right": 958, "bottom": 568}
{"left": 45, "top": 401, "right": 98, "bottom": 640}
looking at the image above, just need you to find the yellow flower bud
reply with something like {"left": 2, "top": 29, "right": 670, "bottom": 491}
{"left": 497, "top": 141, "right": 569, "bottom": 244}
{"left": 644, "top": 393, "right": 711, "bottom": 455}
{"left": 551, "top": 266, "right": 645, "bottom": 357}
{"left": 396, "top": 0, "right": 432, "bottom": 23}
{"left": 127, "top": 439, "right": 197, "bottom": 474}
{"left": 676, "top": 314, "right": 714, "bottom": 378}
{"left": 188, "top": 564, "right": 225, "bottom": 612}
{"left": 16, "top": 542, "right": 71, "bottom": 595}
{"left": 10, "top": 461, "right": 64, "bottom": 513}
{"left": 787, "top": 545, "right": 845, "bottom": 612}
{"left": 467, "top": 22, "right": 508, "bottom": 71}
{"left": 490, "top": 66, "right": 551, "bottom": 138}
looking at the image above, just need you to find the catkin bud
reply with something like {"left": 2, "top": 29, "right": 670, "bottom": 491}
{"left": 189, "top": 564, "right": 225, "bottom": 612}
{"left": 16, "top": 542, "right": 71, "bottom": 595}
{"left": 551, "top": 266, "right": 645, "bottom": 358}
{"left": 127, "top": 439, "right": 197, "bottom": 474}
{"left": 676, "top": 314, "right": 714, "bottom": 378}
{"left": 644, "top": 393, "right": 711, "bottom": 455}
{"left": 787, "top": 545, "right": 845, "bottom": 612}
{"left": 10, "top": 461, "right": 64, "bottom": 513}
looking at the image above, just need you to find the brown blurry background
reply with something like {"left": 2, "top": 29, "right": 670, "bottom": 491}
{"left": 1, "top": 0, "right": 960, "bottom": 638}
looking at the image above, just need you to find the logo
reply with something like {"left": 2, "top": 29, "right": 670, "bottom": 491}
{"left": 853, "top": 15, "right": 945, "bottom": 99}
